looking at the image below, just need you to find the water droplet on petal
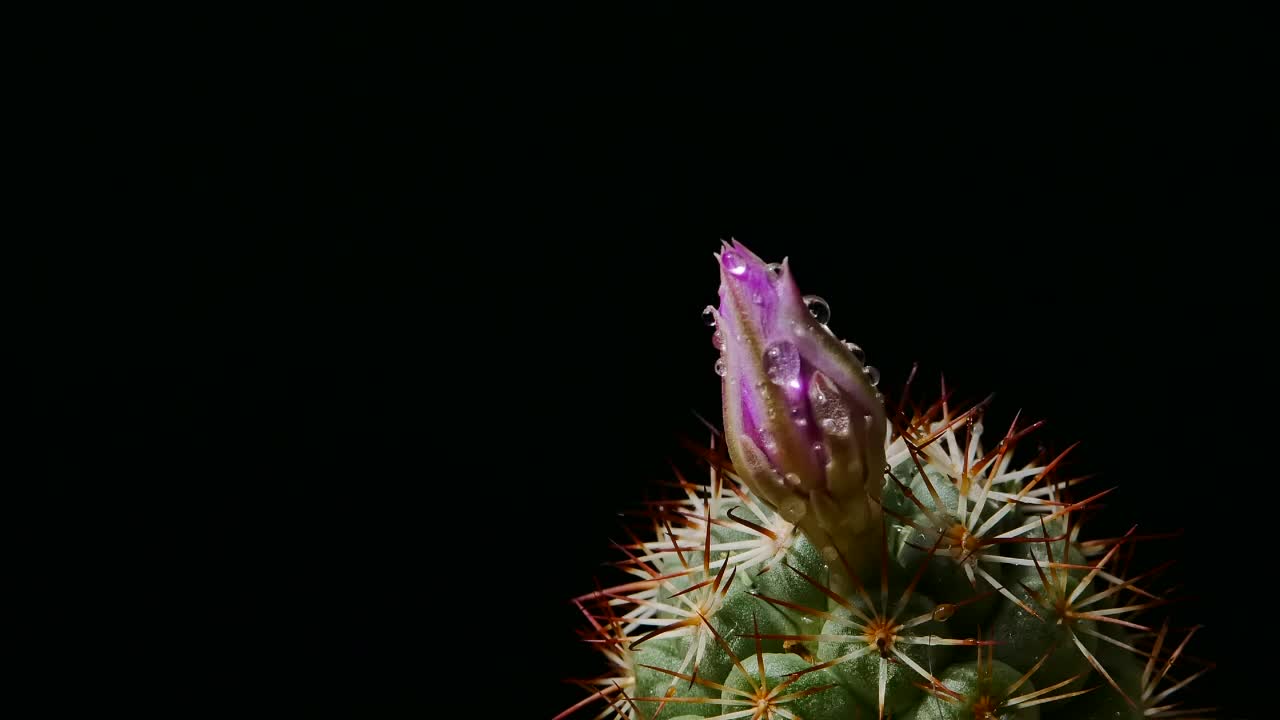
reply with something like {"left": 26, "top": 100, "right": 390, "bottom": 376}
{"left": 810, "top": 372, "right": 852, "bottom": 437}
{"left": 759, "top": 429, "right": 778, "bottom": 454}
{"left": 701, "top": 305, "right": 717, "bottom": 327}
{"left": 779, "top": 495, "right": 808, "bottom": 522}
{"left": 803, "top": 295, "right": 830, "bottom": 324}
{"left": 763, "top": 341, "right": 800, "bottom": 387}
{"left": 711, "top": 330, "right": 724, "bottom": 350}
{"left": 865, "top": 365, "right": 880, "bottom": 387}
{"left": 724, "top": 250, "right": 747, "bottom": 275}
{"left": 713, "top": 358, "right": 727, "bottom": 377}
{"left": 844, "top": 341, "right": 866, "bottom": 363}
{"left": 765, "top": 262, "right": 782, "bottom": 277}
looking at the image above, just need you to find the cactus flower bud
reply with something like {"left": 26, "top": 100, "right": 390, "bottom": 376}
{"left": 711, "top": 240, "right": 887, "bottom": 572}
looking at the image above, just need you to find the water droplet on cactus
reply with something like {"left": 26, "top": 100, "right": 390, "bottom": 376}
{"left": 844, "top": 341, "right": 866, "bottom": 363}
{"left": 865, "top": 365, "right": 880, "bottom": 387}
{"left": 724, "top": 249, "right": 747, "bottom": 275}
{"left": 803, "top": 295, "right": 830, "bottom": 324}
{"left": 932, "top": 604, "right": 957, "bottom": 621}
{"left": 763, "top": 341, "right": 800, "bottom": 386}
{"left": 701, "top": 305, "right": 717, "bottom": 327}
{"left": 779, "top": 495, "right": 808, "bottom": 522}
{"left": 713, "top": 358, "right": 727, "bottom": 376}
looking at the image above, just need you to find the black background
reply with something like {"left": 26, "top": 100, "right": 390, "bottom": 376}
{"left": 42, "top": 6, "right": 1269, "bottom": 718}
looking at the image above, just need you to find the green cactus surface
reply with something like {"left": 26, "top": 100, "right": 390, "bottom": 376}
{"left": 557, "top": 244, "right": 1212, "bottom": 720}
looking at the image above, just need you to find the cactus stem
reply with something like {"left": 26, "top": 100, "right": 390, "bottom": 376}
{"left": 746, "top": 517, "right": 994, "bottom": 719}
{"left": 1013, "top": 527, "right": 1166, "bottom": 696}
{"left": 633, "top": 611, "right": 837, "bottom": 719}
{"left": 919, "top": 632, "right": 1095, "bottom": 716}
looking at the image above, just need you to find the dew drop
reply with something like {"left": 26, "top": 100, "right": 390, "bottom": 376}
{"left": 760, "top": 430, "right": 778, "bottom": 454}
{"left": 844, "top": 341, "right": 866, "bottom": 363}
{"left": 932, "top": 604, "right": 957, "bottom": 621}
{"left": 763, "top": 341, "right": 801, "bottom": 387}
{"left": 724, "top": 250, "right": 747, "bottom": 275}
{"left": 864, "top": 365, "right": 880, "bottom": 387}
{"left": 713, "top": 358, "right": 727, "bottom": 377}
{"left": 701, "top": 305, "right": 717, "bottom": 327}
{"left": 803, "top": 295, "right": 830, "bottom": 324}
{"left": 811, "top": 372, "right": 852, "bottom": 438}
{"left": 711, "top": 330, "right": 724, "bottom": 350}
{"left": 765, "top": 262, "right": 782, "bottom": 277}
{"left": 783, "top": 472, "right": 802, "bottom": 487}
{"left": 779, "top": 495, "right": 808, "bottom": 522}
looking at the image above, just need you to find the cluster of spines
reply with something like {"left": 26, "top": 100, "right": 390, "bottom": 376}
{"left": 559, "top": 376, "right": 1213, "bottom": 719}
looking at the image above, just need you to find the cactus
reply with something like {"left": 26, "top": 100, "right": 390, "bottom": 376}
{"left": 558, "top": 241, "right": 1212, "bottom": 720}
